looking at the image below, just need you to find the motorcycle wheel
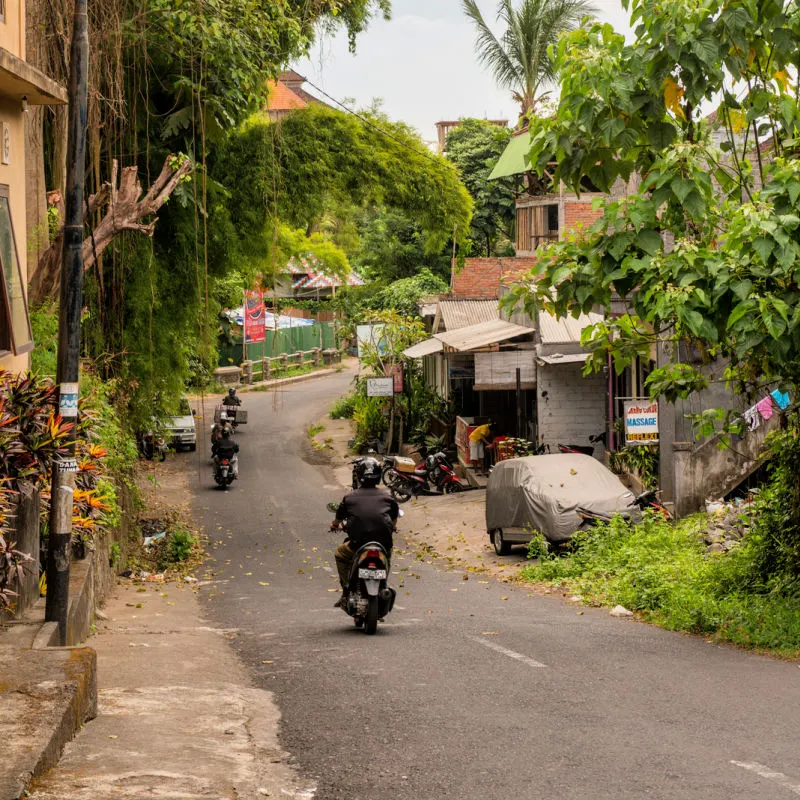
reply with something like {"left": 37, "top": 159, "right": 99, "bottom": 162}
{"left": 365, "top": 596, "right": 379, "bottom": 635}
{"left": 444, "top": 482, "right": 465, "bottom": 494}
{"left": 381, "top": 465, "right": 394, "bottom": 485}
{"left": 389, "top": 481, "right": 412, "bottom": 503}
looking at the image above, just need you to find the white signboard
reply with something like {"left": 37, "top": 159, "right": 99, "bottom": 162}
{"left": 624, "top": 399, "right": 659, "bottom": 445}
{"left": 367, "top": 377, "right": 394, "bottom": 397}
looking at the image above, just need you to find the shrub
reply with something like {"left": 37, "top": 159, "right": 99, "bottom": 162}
{"left": 166, "top": 524, "right": 196, "bottom": 564}
{"left": 329, "top": 393, "right": 357, "bottom": 420}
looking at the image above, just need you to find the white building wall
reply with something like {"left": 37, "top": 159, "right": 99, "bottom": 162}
{"left": 537, "top": 363, "right": 607, "bottom": 457}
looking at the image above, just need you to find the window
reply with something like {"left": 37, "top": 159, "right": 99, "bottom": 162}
{"left": 0, "top": 185, "right": 33, "bottom": 356}
{"left": 0, "top": 0, "right": 5, "bottom": 23}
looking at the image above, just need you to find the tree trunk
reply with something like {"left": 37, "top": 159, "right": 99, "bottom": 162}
{"left": 28, "top": 155, "right": 193, "bottom": 305}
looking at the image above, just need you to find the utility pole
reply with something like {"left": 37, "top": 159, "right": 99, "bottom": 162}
{"left": 45, "top": 0, "right": 89, "bottom": 646}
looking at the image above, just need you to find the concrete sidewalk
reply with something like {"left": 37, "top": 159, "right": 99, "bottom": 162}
{"left": 25, "top": 578, "right": 312, "bottom": 800}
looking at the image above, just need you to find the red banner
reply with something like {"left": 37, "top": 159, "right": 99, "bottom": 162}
{"left": 244, "top": 290, "right": 265, "bottom": 343}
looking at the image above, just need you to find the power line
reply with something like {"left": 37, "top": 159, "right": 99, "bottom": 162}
{"left": 301, "top": 78, "right": 451, "bottom": 169}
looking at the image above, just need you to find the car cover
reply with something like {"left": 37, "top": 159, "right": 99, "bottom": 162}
{"left": 485, "top": 454, "right": 637, "bottom": 543}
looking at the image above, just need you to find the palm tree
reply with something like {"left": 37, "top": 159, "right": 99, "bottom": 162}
{"left": 463, "top": 0, "right": 597, "bottom": 118}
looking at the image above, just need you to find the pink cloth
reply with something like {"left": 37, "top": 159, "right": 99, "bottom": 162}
{"left": 756, "top": 396, "right": 774, "bottom": 420}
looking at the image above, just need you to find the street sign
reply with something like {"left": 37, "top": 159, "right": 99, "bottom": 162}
{"left": 367, "top": 377, "right": 394, "bottom": 397}
{"left": 623, "top": 399, "right": 659, "bottom": 445}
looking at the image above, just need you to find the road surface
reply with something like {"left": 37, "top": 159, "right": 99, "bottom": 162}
{"left": 190, "top": 370, "right": 800, "bottom": 799}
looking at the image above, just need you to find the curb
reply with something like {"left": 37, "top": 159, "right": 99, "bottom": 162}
{"left": 241, "top": 367, "right": 343, "bottom": 392}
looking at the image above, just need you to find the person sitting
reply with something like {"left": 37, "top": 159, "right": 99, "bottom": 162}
{"left": 330, "top": 457, "right": 399, "bottom": 609}
{"left": 211, "top": 427, "right": 239, "bottom": 478}
{"left": 223, "top": 386, "right": 241, "bottom": 407}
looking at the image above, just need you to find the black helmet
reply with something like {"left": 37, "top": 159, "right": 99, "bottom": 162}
{"left": 357, "top": 457, "right": 382, "bottom": 487}
{"left": 227, "top": 387, "right": 237, "bottom": 397}
{"left": 222, "top": 427, "right": 231, "bottom": 439}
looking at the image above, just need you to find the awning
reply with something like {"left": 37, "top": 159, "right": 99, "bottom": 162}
{"left": 436, "top": 319, "right": 534, "bottom": 353}
{"left": 536, "top": 353, "right": 589, "bottom": 365}
{"left": 403, "top": 338, "right": 444, "bottom": 358}
{"left": 0, "top": 48, "right": 67, "bottom": 104}
{"left": 488, "top": 130, "right": 532, "bottom": 180}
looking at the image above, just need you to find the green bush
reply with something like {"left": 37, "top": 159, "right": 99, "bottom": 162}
{"left": 521, "top": 510, "right": 800, "bottom": 655}
{"left": 329, "top": 393, "right": 357, "bottom": 419}
{"left": 166, "top": 525, "right": 196, "bottom": 564}
{"left": 352, "top": 395, "right": 387, "bottom": 447}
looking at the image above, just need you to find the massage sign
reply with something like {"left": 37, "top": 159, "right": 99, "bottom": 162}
{"left": 623, "top": 400, "right": 659, "bottom": 445}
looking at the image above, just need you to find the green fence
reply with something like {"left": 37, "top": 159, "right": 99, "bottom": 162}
{"left": 219, "top": 323, "right": 335, "bottom": 367}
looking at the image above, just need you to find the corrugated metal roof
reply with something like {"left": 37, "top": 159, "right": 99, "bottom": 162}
{"left": 403, "top": 338, "right": 444, "bottom": 358}
{"left": 436, "top": 299, "right": 499, "bottom": 332}
{"left": 537, "top": 353, "right": 589, "bottom": 365}
{"left": 436, "top": 319, "right": 534, "bottom": 352}
{"left": 419, "top": 302, "right": 438, "bottom": 318}
{"left": 537, "top": 311, "right": 603, "bottom": 345}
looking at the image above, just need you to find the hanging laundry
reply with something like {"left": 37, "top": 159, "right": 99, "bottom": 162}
{"left": 756, "top": 395, "right": 774, "bottom": 420}
{"left": 771, "top": 389, "right": 791, "bottom": 411}
{"left": 743, "top": 405, "right": 761, "bottom": 431}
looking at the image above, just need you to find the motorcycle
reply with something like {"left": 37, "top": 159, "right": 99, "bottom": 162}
{"left": 558, "top": 431, "right": 608, "bottom": 457}
{"left": 139, "top": 430, "right": 167, "bottom": 462}
{"left": 383, "top": 451, "right": 465, "bottom": 503}
{"left": 211, "top": 420, "right": 233, "bottom": 449}
{"left": 327, "top": 502, "right": 398, "bottom": 634}
{"left": 577, "top": 489, "right": 672, "bottom": 526}
{"left": 213, "top": 457, "right": 236, "bottom": 489}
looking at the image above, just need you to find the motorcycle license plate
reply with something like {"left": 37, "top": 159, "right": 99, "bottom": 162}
{"left": 359, "top": 568, "right": 387, "bottom": 580}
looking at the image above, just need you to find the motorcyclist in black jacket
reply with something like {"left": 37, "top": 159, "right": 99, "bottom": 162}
{"left": 224, "top": 386, "right": 241, "bottom": 407}
{"left": 212, "top": 427, "right": 240, "bottom": 478}
{"left": 330, "top": 457, "right": 398, "bottom": 609}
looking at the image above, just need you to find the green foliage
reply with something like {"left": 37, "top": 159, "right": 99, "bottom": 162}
{"left": 164, "top": 524, "right": 196, "bottom": 565}
{"left": 357, "top": 310, "right": 427, "bottom": 375}
{"left": 353, "top": 209, "right": 452, "bottom": 283}
{"left": 503, "top": 0, "right": 800, "bottom": 426}
{"left": 330, "top": 393, "right": 358, "bottom": 420}
{"left": 608, "top": 445, "right": 659, "bottom": 490}
{"left": 446, "top": 119, "right": 516, "bottom": 256}
{"left": 29, "top": 301, "right": 59, "bottom": 378}
{"left": 378, "top": 270, "right": 449, "bottom": 317}
{"left": 522, "top": 510, "right": 800, "bottom": 654}
{"left": 109, "top": 541, "right": 121, "bottom": 568}
{"left": 525, "top": 529, "right": 552, "bottom": 560}
{"left": 352, "top": 394, "right": 388, "bottom": 447}
{"left": 216, "top": 106, "right": 473, "bottom": 274}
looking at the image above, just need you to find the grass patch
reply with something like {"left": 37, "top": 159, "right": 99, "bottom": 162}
{"left": 307, "top": 422, "right": 325, "bottom": 439}
{"left": 329, "top": 392, "right": 357, "bottom": 420}
{"left": 522, "top": 513, "right": 800, "bottom": 657}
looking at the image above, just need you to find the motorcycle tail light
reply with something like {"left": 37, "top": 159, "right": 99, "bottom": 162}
{"left": 365, "top": 549, "right": 381, "bottom": 559}
{"left": 222, "top": 460, "right": 229, "bottom": 465}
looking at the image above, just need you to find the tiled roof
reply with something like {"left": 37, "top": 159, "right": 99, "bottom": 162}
{"left": 278, "top": 69, "right": 306, "bottom": 85}
{"left": 265, "top": 80, "right": 307, "bottom": 111}
{"left": 286, "top": 256, "right": 364, "bottom": 290}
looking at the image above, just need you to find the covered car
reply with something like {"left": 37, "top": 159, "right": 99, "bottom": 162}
{"left": 485, "top": 454, "right": 638, "bottom": 554}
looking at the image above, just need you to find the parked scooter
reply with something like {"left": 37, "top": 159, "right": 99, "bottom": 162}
{"left": 383, "top": 451, "right": 465, "bottom": 503}
{"left": 558, "top": 432, "right": 607, "bottom": 457}
{"left": 327, "top": 501, "right": 397, "bottom": 634}
{"left": 138, "top": 430, "right": 167, "bottom": 462}
{"left": 349, "top": 451, "right": 381, "bottom": 489}
{"left": 577, "top": 489, "right": 672, "bottom": 526}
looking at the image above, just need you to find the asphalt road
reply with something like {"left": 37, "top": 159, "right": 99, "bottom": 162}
{"left": 190, "top": 371, "right": 800, "bottom": 800}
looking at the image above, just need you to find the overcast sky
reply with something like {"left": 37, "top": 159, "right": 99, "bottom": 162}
{"left": 294, "top": 0, "right": 633, "bottom": 146}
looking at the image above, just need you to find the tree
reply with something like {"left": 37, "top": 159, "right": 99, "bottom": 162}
{"left": 353, "top": 210, "right": 452, "bottom": 284}
{"left": 446, "top": 119, "right": 515, "bottom": 255}
{"left": 214, "top": 105, "right": 473, "bottom": 283}
{"left": 501, "top": 0, "right": 800, "bottom": 562}
{"left": 462, "top": 0, "right": 597, "bottom": 118}
{"left": 379, "top": 269, "right": 450, "bottom": 317}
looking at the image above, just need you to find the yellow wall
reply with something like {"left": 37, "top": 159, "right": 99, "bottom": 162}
{"left": 0, "top": 0, "right": 25, "bottom": 60}
{"left": 0, "top": 93, "right": 30, "bottom": 372}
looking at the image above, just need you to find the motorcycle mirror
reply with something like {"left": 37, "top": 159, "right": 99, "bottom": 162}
{"left": 326, "top": 502, "right": 340, "bottom": 513}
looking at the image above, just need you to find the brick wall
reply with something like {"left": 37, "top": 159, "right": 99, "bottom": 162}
{"left": 563, "top": 201, "right": 604, "bottom": 233}
{"left": 451, "top": 257, "right": 541, "bottom": 298}
{"left": 537, "top": 363, "right": 607, "bottom": 457}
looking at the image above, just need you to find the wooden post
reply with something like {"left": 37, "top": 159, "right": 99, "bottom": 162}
{"left": 516, "top": 367, "right": 523, "bottom": 438}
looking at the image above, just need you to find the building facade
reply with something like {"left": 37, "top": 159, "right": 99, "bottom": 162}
{"left": 0, "top": 0, "right": 66, "bottom": 371}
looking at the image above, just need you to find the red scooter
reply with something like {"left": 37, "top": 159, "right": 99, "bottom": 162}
{"left": 383, "top": 452, "right": 465, "bottom": 503}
